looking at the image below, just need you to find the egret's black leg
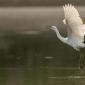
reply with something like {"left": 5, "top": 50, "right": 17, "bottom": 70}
{"left": 79, "top": 52, "right": 84, "bottom": 70}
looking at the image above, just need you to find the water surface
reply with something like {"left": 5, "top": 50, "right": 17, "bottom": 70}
{"left": 0, "top": 7, "right": 85, "bottom": 85}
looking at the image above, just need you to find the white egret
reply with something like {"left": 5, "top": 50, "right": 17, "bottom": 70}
{"left": 50, "top": 4, "right": 85, "bottom": 69}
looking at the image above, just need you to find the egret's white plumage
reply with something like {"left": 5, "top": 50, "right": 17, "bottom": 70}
{"left": 51, "top": 4, "right": 85, "bottom": 51}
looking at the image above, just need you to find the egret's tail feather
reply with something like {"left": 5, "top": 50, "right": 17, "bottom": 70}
{"left": 80, "top": 43, "right": 85, "bottom": 48}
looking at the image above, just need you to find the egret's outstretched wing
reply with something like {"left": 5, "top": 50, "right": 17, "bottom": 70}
{"left": 63, "top": 4, "right": 85, "bottom": 42}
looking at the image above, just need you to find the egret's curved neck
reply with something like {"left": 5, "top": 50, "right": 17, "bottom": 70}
{"left": 53, "top": 27, "right": 67, "bottom": 43}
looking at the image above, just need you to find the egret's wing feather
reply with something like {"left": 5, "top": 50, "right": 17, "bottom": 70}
{"left": 63, "top": 4, "right": 84, "bottom": 42}
{"left": 82, "top": 24, "right": 85, "bottom": 35}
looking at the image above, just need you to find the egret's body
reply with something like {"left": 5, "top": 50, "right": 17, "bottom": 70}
{"left": 51, "top": 4, "right": 85, "bottom": 69}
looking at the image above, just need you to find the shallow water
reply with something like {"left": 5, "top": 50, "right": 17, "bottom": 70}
{"left": 1, "top": 67, "right": 85, "bottom": 85}
{"left": 0, "top": 7, "right": 85, "bottom": 85}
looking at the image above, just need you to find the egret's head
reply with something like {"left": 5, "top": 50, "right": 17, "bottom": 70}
{"left": 50, "top": 26, "right": 57, "bottom": 31}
